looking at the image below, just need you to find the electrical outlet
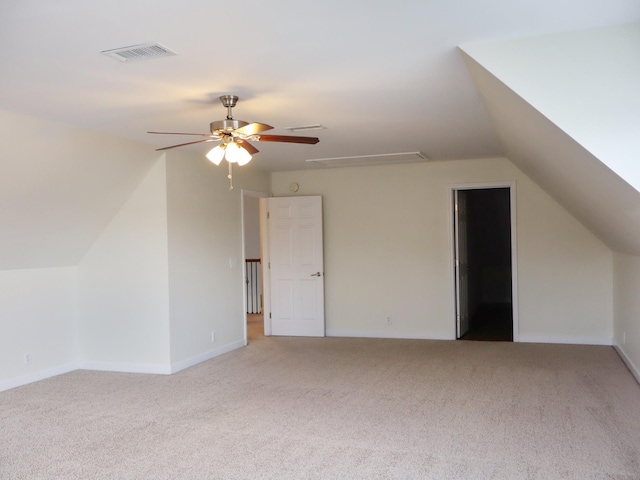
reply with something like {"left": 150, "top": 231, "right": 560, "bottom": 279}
{"left": 211, "top": 331, "right": 215, "bottom": 342}
{"left": 24, "top": 353, "right": 31, "bottom": 365}
{"left": 386, "top": 316, "right": 392, "bottom": 325}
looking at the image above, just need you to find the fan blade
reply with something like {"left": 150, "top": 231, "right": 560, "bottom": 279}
{"left": 235, "top": 122, "right": 274, "bottom": 136}
{"left": 156, "top": 138, "right": 218, "bottom": 151}
{"left": 148, "top": 131, "right": 214, "bottom": 137}
{"left": 237, "top": 139, "right": 259, "bottom": 155}
{"left": 256, "top": 135, "right": 319, "bottom": 144}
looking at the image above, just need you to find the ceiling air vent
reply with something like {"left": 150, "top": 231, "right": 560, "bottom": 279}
{"left": 306, "top": 151, "right": 428, "bottom": 168}
{"left": 101, "top": 43, "right": 177, "bottom": 63}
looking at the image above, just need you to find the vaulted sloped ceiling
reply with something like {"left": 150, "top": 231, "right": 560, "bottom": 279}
{"left": 2, "top": 4, "right": 640, "bottom": 270}
{"left": 461, "top": 23, "right": 640, "bottom": 255}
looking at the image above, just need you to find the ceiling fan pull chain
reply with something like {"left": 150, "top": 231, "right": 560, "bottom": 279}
{"left": 228, "top": 162, "right": 234, "bottom": 190}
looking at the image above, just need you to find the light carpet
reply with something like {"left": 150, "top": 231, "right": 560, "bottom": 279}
{"left": 2, "top": 332, "right": 640, "bottom": 479}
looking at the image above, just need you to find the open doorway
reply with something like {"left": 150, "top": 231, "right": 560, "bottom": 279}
{"left": 241, "top": 190, "right": 268, "bottom": 344}
{"left": 453, "top": 185, "right": 517, "bottom": 342}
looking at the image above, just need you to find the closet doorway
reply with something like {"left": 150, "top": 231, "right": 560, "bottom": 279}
{"left": 452, "top": 184, "right": 518, "bottom": 342}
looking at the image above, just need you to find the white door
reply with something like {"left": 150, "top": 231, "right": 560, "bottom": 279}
{"left": 267, "top": 196, "right": 325, "bottom": 337}
{"left": 454, "top": 190, "right": 470, "bottom": 338}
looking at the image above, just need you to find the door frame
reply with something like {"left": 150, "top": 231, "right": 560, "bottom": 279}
{"left": 259, "top": 196, "right": 272, "bottom": 336}
{"left": 241, "top": 189, "right": 269, "bottom": 345}
{"left": 453, "top": 189, "right": 470, "bottom": 338}
{"left": 449, "top": 181, "right": 519, "bottom": 342}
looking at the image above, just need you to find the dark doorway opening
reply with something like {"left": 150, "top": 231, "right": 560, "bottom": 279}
{"left": 457, "top": 188, "right": 513, "bottom": 341}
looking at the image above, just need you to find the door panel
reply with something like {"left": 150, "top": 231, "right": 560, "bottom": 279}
{"left": 299, "top": 225, "right": 316, "bottom": 265}
{"left": 454, "top": 190, "right": 470, "bottom": 338}
{"left": 268, "top": 196, "right": 325, "bottom": 337}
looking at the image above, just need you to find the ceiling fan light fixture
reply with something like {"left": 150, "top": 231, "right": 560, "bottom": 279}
{"left": 206, "top": 144, "right": 226, "bottom": 165}
{"left": 225, "top": 141, "right": 252, "bottom": 165}
{"left": 236, "top": 150, "right": 252, "bottom": 166}
{"left": 150, "top": 94, "right": 318, "bottom": 190}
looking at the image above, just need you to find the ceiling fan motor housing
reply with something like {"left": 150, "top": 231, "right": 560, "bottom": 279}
{"left": 210, "top": 119, "right": 249, "bottom": 134}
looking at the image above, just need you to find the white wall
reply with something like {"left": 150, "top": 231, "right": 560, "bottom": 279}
{"left": 517, "top": 171, "right": 613, "bottom": 344}
{"left": 271, "top": 158, "right": 613, "bottom": 343}
{"left": 78, "top": 158, "right": 171, "bottom": 372}
{"left": 613, "top": 253, "right": 640, "bottom": 381}
{"left": 166, "top": 151, "right": 270, "bottom": 368}
{"left": 0, "top": 108, "right": 158, "bottom": 270}
{"left": 243, "top": 195, "right": 261, "bottom": 259}
{"left": 0, "top": 267, "right": 78, "bottom": 391}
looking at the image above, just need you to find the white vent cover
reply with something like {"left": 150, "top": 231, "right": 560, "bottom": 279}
{"left": 101, "top": 43, "right": 177, "bottom": 62}
{"left": 306, "top": 151, "right": 428, "bottom": 168}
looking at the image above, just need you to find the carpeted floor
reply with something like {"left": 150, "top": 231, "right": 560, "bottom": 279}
{"left": 2, "top": 327, "right": 640, "bottom": 479}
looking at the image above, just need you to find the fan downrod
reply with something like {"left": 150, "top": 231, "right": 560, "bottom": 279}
{"left": 220, "top": 95, "right": 239, "bottom": 119}
{"left": 210, "top": 95, "right": 248, "bottom": 133}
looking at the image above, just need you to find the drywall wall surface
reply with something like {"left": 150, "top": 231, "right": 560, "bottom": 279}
{"left": 516, "top": 168, "right": 613, "bottom": 344}
{"left": 0, "top": 266, "right": 77, "bottom": 387}
{"left": 78, "top": 158, "right": 171, "bottom": 370}
{"left": 166, "top": 151, "right": 270, "bottom": 366}
{"left": 243, "top": 195, "right": 261, "bottom": 259}
{"left": 613, "top": 252, "right": 640, "bottom": 378}
{"left": 461, "top": 22, "right": 640, "bottom": 193}
{"left": 271, "top": 158, "right": 613, "bottom": 343}
{"left": 0, "top": 108, "right": 158, "bottom": 270}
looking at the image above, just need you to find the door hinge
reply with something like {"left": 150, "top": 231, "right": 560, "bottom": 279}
{"left": 267, "top": 212, "right": 270, "bottom": 219}
{"left": 268, "top": 262, "right": 271, "bottom": 269}
{"left": 269, "top": 312, "right": 272, "bottom": 319}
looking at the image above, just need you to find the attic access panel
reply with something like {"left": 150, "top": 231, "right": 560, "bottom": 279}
{"left": 306, "top": 152, "right": 428, "bottom": 167}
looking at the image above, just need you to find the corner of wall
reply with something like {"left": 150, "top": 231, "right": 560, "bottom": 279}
{"left": 613, "top": 343, "right": 640, "bottom": 385}
{"left": 613, "top": 251, "right": 640, "bottom": 384}
{"left": 78, "top": 157, "right": 171, "bottom": 368}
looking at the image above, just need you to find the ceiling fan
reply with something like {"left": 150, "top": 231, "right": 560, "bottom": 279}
{"left": 148, "top": 95, "right": 319, "bottom": 189}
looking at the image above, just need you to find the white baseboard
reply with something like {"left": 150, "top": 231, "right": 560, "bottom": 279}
{"left": 326, "top": 330, "right": 613, "bottom": 346}
{"left": 170, "top": 340, "right": 245, "bottom": 374}
{"left": 326, "top": 329, "right": 453, "bottom": 341}
{"left": 614, "top": 343, "right": 640, "bottom": 385}
{"left": 78, "top": 361, "right": 172, "bottom": 375}
{"left": 80, "top": 341, "right": 245, "bottom": 376}
{"left": 518, "top": 334, "right": 613, "bottom": 346}
{"left": 0, "top": 362, "right": 80, "bottom": 393}
{"left": 0, "top": 341, "right": 246, "bottom": 392}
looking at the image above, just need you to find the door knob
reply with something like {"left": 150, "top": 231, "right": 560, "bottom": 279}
{"left": 310, "top": 272, "right": 322, "bottom": 277}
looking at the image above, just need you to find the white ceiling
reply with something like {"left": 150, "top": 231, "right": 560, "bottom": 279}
{"left": 460, "top": 22, "right": 640, "bottom": 256}
{"left": 2, "top": 0, "right": 639, "bottom": 171}
{"left": 464, "top": 50, "right": 640, "bottom": 255}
